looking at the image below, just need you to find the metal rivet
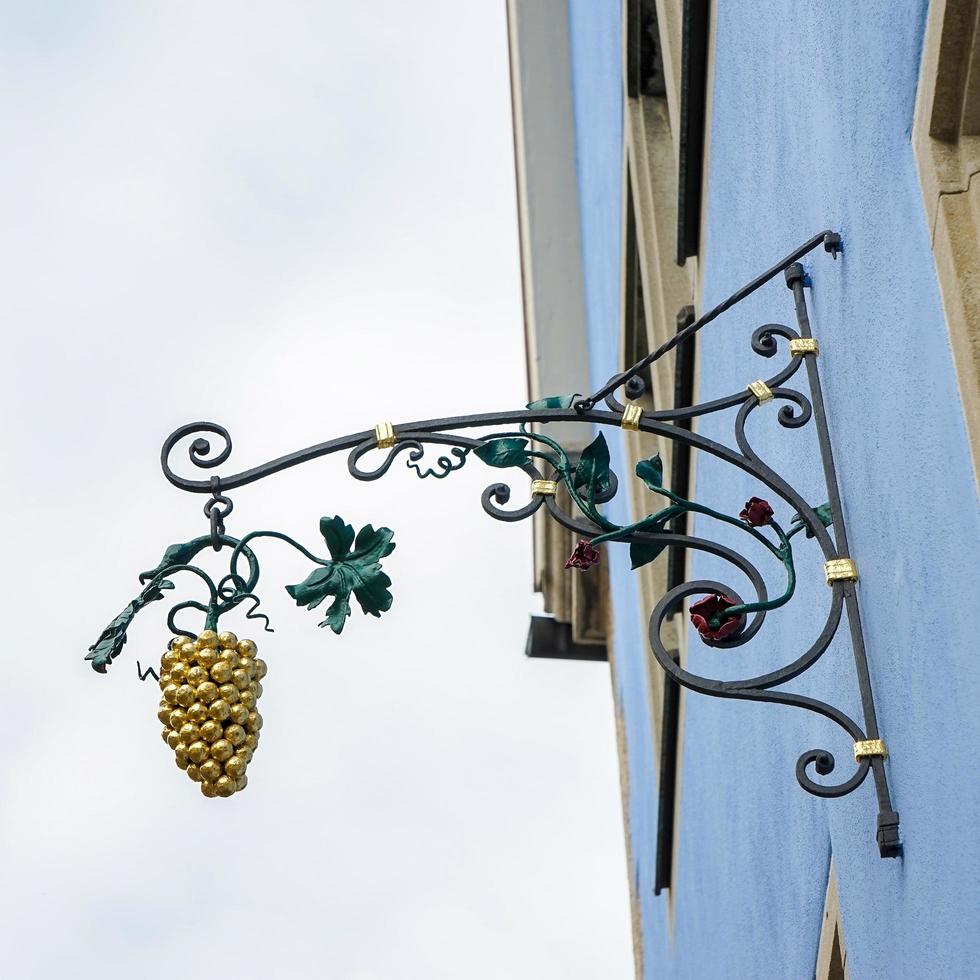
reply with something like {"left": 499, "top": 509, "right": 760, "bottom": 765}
{"left": 374, "top": 422, "right": 396, "bottom": 449}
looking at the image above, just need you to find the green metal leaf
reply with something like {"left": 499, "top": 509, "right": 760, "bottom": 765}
{"left": 814, "top": 503, "right": 834, "bottom": 527}
{"left": 573, "top": 433, "right": 612, "bottom": 495}
{"left": 286, "top": 519, "right": 396, "bottom": 634}
{"left": 791, "top": 502, "right": 834, "bottom": 538}
{"left": 474, "top": 438, "right": 530, "bottom": 469}
{"left": 319, "top": 515, "right": 356, "bottom": 560}
{"left": 353, "top": 567, "right": 393, "bottom": 618}
{"left": 285, "top": 564, "right": 342, "bottom": 610}
{"left": 86, "top": 580, "right": 173, "bottom": 672}
{"left": 349, "top": 524, "right": 396, "bottom": 564}
{"left": 322, "top": 591, "right": 352, "bottom": 634}
{"left": 87, "top": 606, "right": 136, "bottom": 672}
{"left": 525, "top": 393, "right": 578, "bottom": 410}
{"left": 636, "top": 454, "right": 664, "bottom": 489}
{"left": 630, "top": 540, "right": 667, "bottom": 570}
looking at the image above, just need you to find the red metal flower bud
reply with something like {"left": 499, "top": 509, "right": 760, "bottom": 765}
{"left": 564, "top": 539, "right": 600, "bottom": 570}
{"left": 689, "top": 593, "right": 744, "bottom": 643}
{"left": 739, "top": 496, "right": 774, "bottom": 526}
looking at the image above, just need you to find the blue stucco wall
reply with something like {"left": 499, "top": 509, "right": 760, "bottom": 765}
{"left": 687, "top": 3, "right": 980, "bottom": 978}
{"left": 567, "top": 2, "right": 980, "bottom": 978}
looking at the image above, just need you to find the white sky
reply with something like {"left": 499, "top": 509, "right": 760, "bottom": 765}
{"left": 0, "top": 3, "right": 632, "bottom": 978}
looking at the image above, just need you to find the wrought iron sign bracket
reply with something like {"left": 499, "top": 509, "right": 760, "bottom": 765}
{"left": 87, "top": 229, "right": 901, "bottom": 858}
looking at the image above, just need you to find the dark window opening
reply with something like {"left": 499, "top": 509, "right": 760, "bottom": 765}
{"left": 627, "top": 0, "right": 666, "bottom": 98}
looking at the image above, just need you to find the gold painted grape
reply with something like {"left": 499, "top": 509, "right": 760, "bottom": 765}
{"left": 199, "top": 759, "right": 222, "bottom": 782}
{"left": 210, "top": 660, "right": 233, "bottom": 684}
{"left": 218, "top": 683, "right": 240, "bottom": 704}
{"left": 196, "top": 681, "right": 219, "bottom": 704}
{"left": 187, "top": 702, "right": 208, "bottom": 724}
{"left": 196, "top": 630, "right": 219, "bottom": 649}
{"left": 237, "top": 638, "right": 257, "bottom": 657}
{"left": 175, "top": 684, "right": 196, "bottom": 707}
{"left": 215, "top": 775, "right": 236, "bottom": 797}
{"left": 208, "top": 699, "right": 231, "bottom": 722}
{"left": 200, "top": 719, "right": 222, "bottom": 743}
{"left": 224, "top": 724, "right": 246, "bottom": 747}
{"left": 179, "top": 723, "right": 201, "bottom": 746}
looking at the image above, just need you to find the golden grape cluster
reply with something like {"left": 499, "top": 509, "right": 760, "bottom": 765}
{"left": 157, "top": 629, "right": 266, "bottom": 798}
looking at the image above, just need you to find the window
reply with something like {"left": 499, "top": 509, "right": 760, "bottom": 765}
{"left": 622, "top": 0, "right": 704, "bottom": 899}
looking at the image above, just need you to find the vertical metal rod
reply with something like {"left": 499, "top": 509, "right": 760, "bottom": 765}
{"left": 655, "top": 306, "right": 697, "bottom": 894}
{"left": 785, "top": 264, "right": 901, "bottom": 856}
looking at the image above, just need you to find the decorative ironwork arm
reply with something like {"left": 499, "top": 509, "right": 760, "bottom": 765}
{"left": 91, "top": 231, "right": 899, "bottom": 857}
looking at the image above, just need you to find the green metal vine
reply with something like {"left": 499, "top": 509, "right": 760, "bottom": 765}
{"left": 86, "top": 517, "right": 396, "bottom": 672}
{"left": 473, "top": 394, "right": 834, "bottom": 637}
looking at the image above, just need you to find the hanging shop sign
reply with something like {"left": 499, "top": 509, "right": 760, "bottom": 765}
{"left": 87, "top": 231, "right": 901, "bottom": 857}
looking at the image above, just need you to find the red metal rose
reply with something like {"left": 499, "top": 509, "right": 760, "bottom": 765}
{"left": 739, "top": 496, "right": 774, "bottom": 527}
{"left": 689, "top": 593, "right": 744, "bottom": 642}
{"left": 564, "top": 539, "right": 600, "bottom": 570}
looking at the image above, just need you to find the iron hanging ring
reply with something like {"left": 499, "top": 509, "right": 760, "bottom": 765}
{"left": 204, "top": 477, "right": 234, "bottom": 551}
{"left": 204, "top": 496, "right": 233, "bottom": 550}
{"left": 208, "top": 507, "right": 224, "bottom": 551}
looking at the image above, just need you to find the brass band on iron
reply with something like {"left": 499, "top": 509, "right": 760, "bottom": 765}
{"left": 530, "top": 480, "right": 558, "bottom": 496}
{"left": 374, "top": 422, "right": 396, "bottom": 449}
{"left": 621, "top": 403, "right": 643, "bottom": 430}
{"left": 747, "top": 380, "right": 774, "bottom": 404}
{"left": 824, "top": 558, "right": 858, "bottom": 584}
{"left": 789, "top": 338, "right": 819, "bottom": 356}
{"left": 853, "top": 739, "right": 888, "bottom": 761}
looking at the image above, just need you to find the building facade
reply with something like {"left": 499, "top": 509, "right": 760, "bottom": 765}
{"left": 510, "top": 2, "right": 980, "bottom": 977}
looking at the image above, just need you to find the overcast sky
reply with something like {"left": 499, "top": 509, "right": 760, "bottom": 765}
{"left": 0, "top": 3, "right": 632, "bottom": 977}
